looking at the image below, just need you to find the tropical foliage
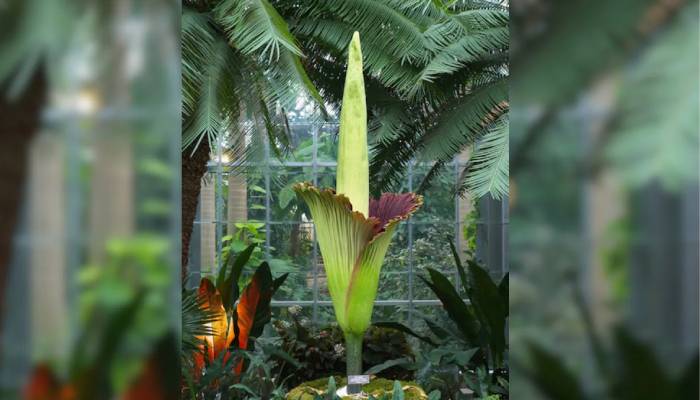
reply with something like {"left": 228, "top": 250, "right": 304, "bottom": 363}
{"left": 182, "top": 0, "right": 510, "bottom": 200}
{"left": 375, "top": 242, "right": 509, "bottom": 399}
{"left": 510, "top": 0, "right": 697, "bottom": 189}
{"left": 525, "top": 289, "right": 698, "bottom": 400}
{"left": 182, "top": 243, "right": 290, "bottom": 398}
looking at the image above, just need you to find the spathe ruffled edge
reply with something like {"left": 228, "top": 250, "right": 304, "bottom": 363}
{"left": 292, "top": 182, "right": 423, "bottom": 241}
{"left": 370, "top": 192, "right": 423, "bottom": 235}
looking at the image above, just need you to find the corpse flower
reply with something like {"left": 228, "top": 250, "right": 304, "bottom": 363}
{"left": 293, "top": 32, "right": 422, "bottom": 387}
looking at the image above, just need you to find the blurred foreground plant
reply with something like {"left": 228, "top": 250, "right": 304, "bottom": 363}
{"left": 524, "top": 289, "right": 698, "bottom": 400}
{"left": 23, "top": 237, "right": 178, "bottom": 400}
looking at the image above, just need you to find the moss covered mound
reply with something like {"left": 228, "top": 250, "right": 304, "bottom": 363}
{"left": 286, "top": 376, "right": 427, "bottom": 400}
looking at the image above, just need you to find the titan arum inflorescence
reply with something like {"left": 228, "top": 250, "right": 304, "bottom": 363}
{"left": 293, "top": 32, "right": 422, "bottom": 392}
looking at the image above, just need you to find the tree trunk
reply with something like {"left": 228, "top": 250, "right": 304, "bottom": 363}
{"left": 0, "top": 69, "right": 47, "bottom": 330}
{"left": 181, "top": 141, "right": 210, "bottom": 282}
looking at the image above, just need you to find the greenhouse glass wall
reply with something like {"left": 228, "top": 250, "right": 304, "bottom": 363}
{"left": 186, "top": 121, "right": 508, "bottom": 328}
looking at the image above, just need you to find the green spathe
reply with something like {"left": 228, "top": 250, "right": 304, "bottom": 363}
{"left": 336, "top": 31, "right": 368, "bottom": 217}
{"left": 293, "top": 184, "right": 399, "bottom": 336}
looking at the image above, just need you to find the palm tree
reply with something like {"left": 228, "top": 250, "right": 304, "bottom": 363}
{"left": 279, "top": 0, "right": 510, "bottom": 197}
{"left": 181, "top": 0, "right": 326, "bottom": 275}
{"left": 181, "top": 0, "right": 510, "bottom": 276}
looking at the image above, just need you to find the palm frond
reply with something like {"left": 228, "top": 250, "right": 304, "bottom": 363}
{"left": 182, "top": 9, "right": 216, "bottom": 120}
{"left": 510, "top": 0, "right": 659, "bottom": 109}
{"left": 182, "top": 289, "right": 219, "bottom": 356}
{"left": 369, "top": 113, "right": 424, "bottom": 193}
{"left": 461, "top": 116, "right": 509, "bottom": 199}
{"left": 605, "top": 4, "right": 699, "bottom": 190}
{"left": 215, "top": 0, "right": 303, "bottom": 61}
{"left": 292, "top": 17, "right": 424, "bottom": 96}
{"left": 266, "top": 49, "right": 327, "bottom": 113}
{"left": 408, "top": 26, "right": 508, "bottom": 97}
{"left": 419, "top": 78, "right": 509, "bottom": 163}
{"left": 294, "top": 0, "right": 427, "bottom": 61}
{"left": 182, "top": 40, "right": 236, "bottom": 153}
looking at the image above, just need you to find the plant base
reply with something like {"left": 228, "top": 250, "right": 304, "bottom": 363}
{"left": 286, "top": 377, "right": 427, "bottom": 400}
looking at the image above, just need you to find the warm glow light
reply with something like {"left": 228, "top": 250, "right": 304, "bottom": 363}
{"left": 74, "top": 89, "right": 100, "bottom": 115}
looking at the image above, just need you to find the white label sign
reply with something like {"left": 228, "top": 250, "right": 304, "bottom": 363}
{"left": 348, "top": 375, "right": 370, "bottom": 385}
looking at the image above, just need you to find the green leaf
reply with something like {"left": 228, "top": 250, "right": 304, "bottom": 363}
{"left": 498, "top": 273, "right": 508, "bottom": 316}
{"left": 364, "top": 357, "right": 414, "bottom": 375}
{"left": 215, "top": 0, "right": 303, "bottom": 59}
{"left": 230, "top": 383, "right": 258, "bottom": 397}
{"left": 219, "top": 243, "right": 257, "bottom": 310}
{"left": 676, "top": 354, "right": 699, "bottom": 399}
{"left": 261, "top": 343, "right": 302, "bottom": 369}
{"left": 449, "top": 240, "right": 468, "bottom": 291}
{"left": 455, "top": 348, "right": 479, "bottom": 365}
{"left": 411, "top": 26, "right": 508, "bottom": 96}
{"left": 421, "top": 268, "right": 480, "bottom": 345}
{"left": 278, "top": 184, "right": 296, "bottom": 209}
{"left": 422, "top": 317, "right": 451, "bottom": 342}
{"left": 467, "top": 259, "right": 507, "bottom": 366}
{"left": 462, "top": 117, "right": 509, "bottom": 200}
{"left": 250, "top": 185, "right": 267, "bottom": 193}
{"left": 610, "top": 327, "right": 674, "bottom": 400}
{"left": 527, "top": 342, "right": 585, "bottom": 400}
{"left": 604, "top": 3, "right": 699, "bottom": 191}
{"left": 272, "top": 273, "right": 289, "bottom": 293}
{"left": 419, "top": 79, "right": 509, "bottom": 164}
{"left": 373, "top": 321, "right": 437, "bottom": 346}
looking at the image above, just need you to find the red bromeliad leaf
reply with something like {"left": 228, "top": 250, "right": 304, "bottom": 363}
{"left": 196, "top": 278, "right": 235, "bottom": 373}
{"left": 193, "top": 264, "right": 283, "bottom": 377}
{"left": 236, "top": 275, "right": 261, "bottom": 351}
{"left": 121, "top": 357, "right": 165, "bottom": 400}
{"left": 23, "top": 365, "right": 60, "bottom": 400}
{"left": 58, "top": 385, "right": 76, "bottom": 400}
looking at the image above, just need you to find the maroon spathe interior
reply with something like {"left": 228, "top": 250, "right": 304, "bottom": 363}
{"left": 369, "top": 193, "right": 418, "bottom": 234}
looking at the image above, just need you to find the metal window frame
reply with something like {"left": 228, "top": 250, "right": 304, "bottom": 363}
{"left": 193, "top": 122, "right": 509, "bottom": 326}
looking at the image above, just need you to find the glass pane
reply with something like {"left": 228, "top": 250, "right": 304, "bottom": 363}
{"left": 412, "top": 163, "right": 456, "bottom": 222}
{"left": 373, "top": 306, "right": 408, "bottom": 325}
{"left": 412, "top": 222, "right": 458, "bottom": 300}
{"left": 377, "top": 272, "right": 409, "bottom": 300}
{"left": 245, "top": 171, "right": 267, "bottom": 221}
{"left": 318, "top": 123, "right": 339, "bottom": 162}
{"left": 384, "top": 222, "right": 408, "bottom": 271}
{"left": 289, "top": 123, "right": 315, "bottom": 162}
{"left": 274, "top": 273, "right": 315, "bottom": 301}
{"left": 270, "top": 166, "right": 313, "bottom": 222}
{"left": 315, "top": 166, "right": 336, "bottom": 189}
